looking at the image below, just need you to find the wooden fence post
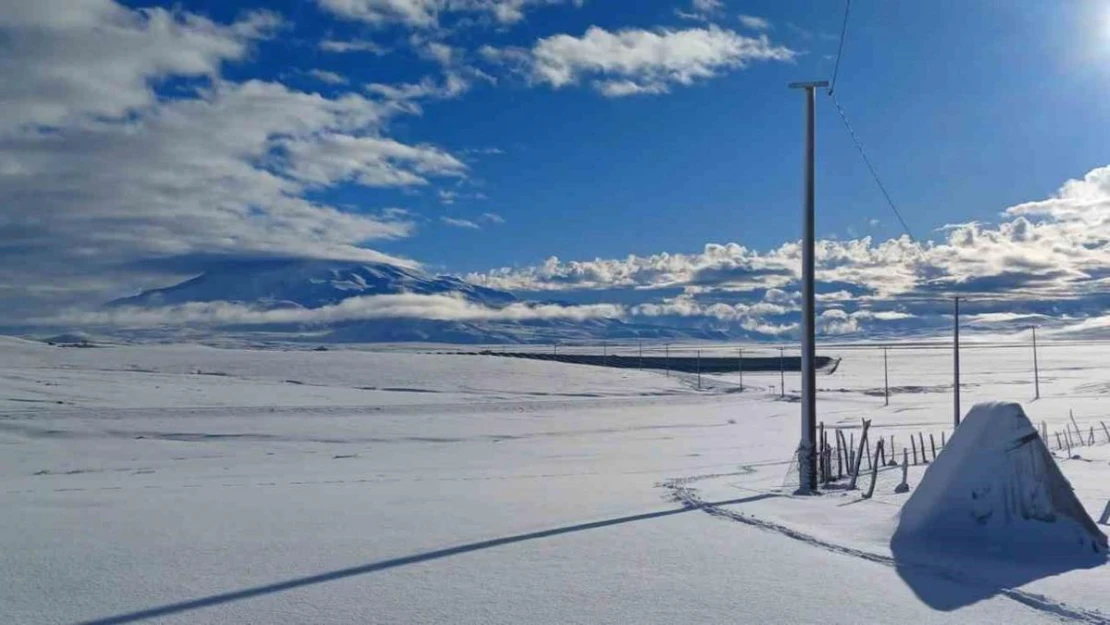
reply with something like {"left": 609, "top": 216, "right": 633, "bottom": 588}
{"left": 1102, "top": 422, "right": 1110, "bottom": 444}
{"left": 929, "top": 433, "right": 937, "bottom": 461}
{"left": 865, "top": 436, "right": 873, "bottom": 471}
{"left": 1100, "top": 501, "right": 1110, "bottom": 526}
{"left": 911, "top": 435, "right": 918, "bottom": 466}
{"left": 941, "top": 431, "right": 946, "bottom": 448}
{"left": 1066, "top": 430, "right": 1073, "bottom": 458}
{"left": 918, "top": 432, "right": 927, "bottom": 464}
{"left": 895, "top": 450, "right": 910, "bottom": 493}
{"left": 1056, "top": 431, "right": 1063, "bottom": 451}
{"left": 1090, "top": 426, "right": 1096, "bottom": 446}
{"left": 863, "top": 438, "right": 885, "bottom": 499}
{"left": 1071, "top": 410, "right": 1084, "bottom": 446}
{"left": 818, "top": 422, "right": 825, "bottom": 482}
{"left": 848, "top": 419, "right": 871, "bottom": 490}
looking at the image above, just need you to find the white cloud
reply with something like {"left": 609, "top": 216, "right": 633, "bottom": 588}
{"left": 41, "top": 293, "right": 624, "bottom": 327}
{"left": 0, "top": 0, "right": 280, "bottom": 133}
{"left": 441, "top": 216, "right": 481, "bottom": 229}
{"left": 511, "top": 26, "right": 795, "bottom": 96}
{"left": 307, "top": 69, "right": 349, "bottom": 85}
{"left": 467, "top": 164, "right": 1110, "bottom": 322}
{"left": 315, "top": 0, "right": 584, "bottom": 29}
{"left": 319, "top": 38, "right": 389, "bottom": 54}
{"left": 366, "top": 73, "right": 474, "bottom": 101}
{"left": 676, "top": 0, "right": 723, "bottom": 21}
{"left": 481, "top": 212, "right": 506, "bottom": 224}
{"left": 0, "top": 1, "right": 469, "bottom": 319}
{"left": 281, "top": 133, "right": 466, "bottom": 187}
{"left": 738, "top": 14, "right": 771, "bottom": 30}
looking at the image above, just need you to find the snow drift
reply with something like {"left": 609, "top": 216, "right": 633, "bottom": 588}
{"left": 894, "top": 401, "right": 1107, "bottom": 557}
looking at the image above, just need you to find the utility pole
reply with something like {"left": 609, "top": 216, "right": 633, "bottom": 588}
{"left": 883, "top": 346, "right": 889, "bottom": 407}
{"left": 697, "top": 349, "right": 702, "bottom": 391}
{"left": 1032, "top": 326, "right": 1040, "bottom": 400}
{"left": 953, "top": 297, "right": 961, "bottom": 427}
{"left": 738, "top": 347, "right": 744, "bottom": 392}
{"left": 638, "top": 341, "right": 643, "bottom": 370}
{"left": 665, "top": 344, "right": 670, "bottom": 377}
{"left": 789, "top": 80, "right": 826, "bottom": 494}
{"left": 779, "top": 346, "right": 786, "bottom": 399}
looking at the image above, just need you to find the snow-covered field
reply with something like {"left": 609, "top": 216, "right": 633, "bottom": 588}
{"left": 2, "top": 336, "right": 1109, "bottom": 624}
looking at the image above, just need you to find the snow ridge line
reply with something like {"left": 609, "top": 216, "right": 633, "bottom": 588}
{"left": 660, "top": 473, "right": 1110, "bottom": 625}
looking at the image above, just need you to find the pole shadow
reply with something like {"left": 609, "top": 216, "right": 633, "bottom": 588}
{"left": 76, "top": 494, "right": 777, "bottom": 625}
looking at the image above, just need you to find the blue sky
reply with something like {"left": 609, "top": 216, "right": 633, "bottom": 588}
{"left": 118, "top": 0, "right": 1110, "bottom": 272}
{"left": 6, "top": 0, "right": 1110, "bottom": 337}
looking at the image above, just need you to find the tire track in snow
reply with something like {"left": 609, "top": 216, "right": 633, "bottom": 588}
{"left": 661, "top": 472, "right": 1110, "bottom": 625}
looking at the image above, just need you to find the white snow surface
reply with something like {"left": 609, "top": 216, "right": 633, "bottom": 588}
{"left": 2, "top": 337, "right": 1109, "bottom": 624}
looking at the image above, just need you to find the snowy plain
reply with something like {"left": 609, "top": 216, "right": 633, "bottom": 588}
{"left": 1, "top": 335, "right": 1109, "bottom": 624}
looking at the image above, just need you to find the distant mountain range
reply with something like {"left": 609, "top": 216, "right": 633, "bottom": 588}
{"left": 108, "top": 260, "right": 727, "bottom": 344}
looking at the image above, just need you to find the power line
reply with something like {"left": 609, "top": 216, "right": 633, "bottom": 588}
{"left": 828, "top": 0, "right": 851, "bottom": 96}
{"left": 830, "top": 92, "right": 917, "bottom": 243}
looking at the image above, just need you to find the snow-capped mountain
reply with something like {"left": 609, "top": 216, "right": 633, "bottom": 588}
{"left": 110, "top": 260, "right": 517, "bottom": 309}
{"left": 107, "top": 260, "right": 725, "bottom": 344}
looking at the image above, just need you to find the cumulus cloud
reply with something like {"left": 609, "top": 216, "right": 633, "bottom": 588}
{"left": 40, "top": 293, "right": 624, "bottom": 328}
{"left": 307, "top": 69, "right": 350, "bottom": 85}
{"left": 676, "top": 0, "right": 723, "bottom": 21}
{"left": 738, "top": 15, "right": 772, "bottom": 30}
{"left": 319, "top": 38, "right": 389, "bottom": 54}
{"left": 315, "top": 0, "right": 584, "bottom": 29}
{"left": 464, "top": 163, "right": 1110, "bottom": 337}
{"left": 486, "top": 25, "right": 795, "bottom": 97}
{"left": 441, "top": 216, "right": 481, "bottom": 229}
{"left": 0, "top": 0, "right": 280, "bottom": 133}
{"left": 0, "top": 0, "right": 464, "bottom": 319}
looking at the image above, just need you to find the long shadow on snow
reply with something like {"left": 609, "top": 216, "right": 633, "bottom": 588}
{"left": 890, "top": 533, "right": 1107, "bottom": 611}
{"left": 76, "top": 494, "right": 776, "bottom": 625}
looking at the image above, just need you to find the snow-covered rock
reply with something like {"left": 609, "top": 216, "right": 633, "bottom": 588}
{"left": 894, "top": 401, "right": 1107, "bottom": 556}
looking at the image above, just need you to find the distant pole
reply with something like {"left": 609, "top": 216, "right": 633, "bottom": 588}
{"left": 953, "top": 297, "right": 961, "bottom": 427}
{"left": 883, "top": 346, "right": 889, "bottom": 406}
{"left": 639, "top": 341, "right": 643, "bottom": 370}
{"left": 1032, "top": 326, "right": 1040, "bottom": 400}
{"left": 603, "top": 341, "right": 608, "bottom": 367}
{"left": 553, "top": 343, "right": 558, "bottom": 359}
{"left": 789, "top": 79, "right": 826, "bottom": 495}
{"left": 665, "top": 344, "right": 670, "bottom": 377}
{"left": 738, "top": 347, "right": 744, "bottom": 392}
{"left": 779, "top": 347, "right": 786, "bottom": 399}
{"left": 697, "top": 349, "right": 702, "bottom": 391}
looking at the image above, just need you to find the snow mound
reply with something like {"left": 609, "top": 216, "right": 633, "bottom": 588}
{"left": 894, "top": 401, "right": 1106, "bottom": 556}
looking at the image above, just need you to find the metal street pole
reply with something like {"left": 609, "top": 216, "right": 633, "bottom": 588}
{"left": 779, "top": 346, "right": 786, "bottom": 399}
{"left": 883, "top": 346, "right": 889, "bottom": 407}
{"left": 1032, "top": 326, "right": 1040, "bottom": 400}
{"left": 953, "top": 297, "right": 961, "bottom": 427}
{"left": 738, "top": 347, "right": 744, "bottom": 392}
{"left": 789, "top": 80, "right": 826, "bottom": 494}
